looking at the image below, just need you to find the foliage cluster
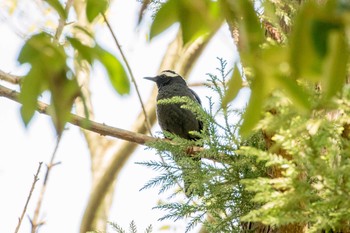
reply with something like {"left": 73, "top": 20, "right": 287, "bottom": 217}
{"left": 141, "top": 60, "right": 267, "bottom": 232}
{"left": 149, "top": 0, "right": 350, "bottom": 136}
{"left": 17, "top": 0, "right": 129, "bottom": 134}
{"left": 140, "top": 0, "right": 350, "bottom": 232}
{"left": 241, "top": 86, "right": 350, "bottom": 232}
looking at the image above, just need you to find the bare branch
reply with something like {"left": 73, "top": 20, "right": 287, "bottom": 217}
{"left": 30, "top": 136, "right": 62, "bottom": 233}
{"left": 54, "top": 0, "right": 74, "bottom": 41}
{"left": 0, "top": 70, "right": 21, "bottom": 84}
{"left": 14, "top": 162, "right": 43, "bottom": 233}
{"left": 102, "top": 13, "right": 153, "bottom": 136}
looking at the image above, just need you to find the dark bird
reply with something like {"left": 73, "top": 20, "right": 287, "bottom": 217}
{"left": 144, "top": 70, "right": 203, "bottom": 197}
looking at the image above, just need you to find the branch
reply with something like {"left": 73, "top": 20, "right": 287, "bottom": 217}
{"left": 14, "top": 162, "right": 43, "bottom": 233}
{"left": 30, "top": 137, "right": 62, "bottom": 233}
{"left": 54, "top": 0, "right": 74, "bottom": 41}
{"left": 0, "top": 70, "right": 21, "bottom": 84}
{"left": 0, "top": 84, "right": 217, "bottom": 159}
{"left": 0, "top": 83, "right": 155, "bottom": 145}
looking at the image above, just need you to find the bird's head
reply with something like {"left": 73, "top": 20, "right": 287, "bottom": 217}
{"left": 144, "top": 70, "right": 187, "bottom": 88}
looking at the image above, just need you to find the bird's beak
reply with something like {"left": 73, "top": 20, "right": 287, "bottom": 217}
{"left": 144, "top": 76, "right": 157, "bottom": 82}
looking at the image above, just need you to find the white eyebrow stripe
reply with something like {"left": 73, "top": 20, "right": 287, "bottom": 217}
{"left": 160, "top": 70, "right": 179, "bottom": 77}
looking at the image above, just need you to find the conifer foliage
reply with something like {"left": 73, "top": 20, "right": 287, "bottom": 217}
{"left": 141, "top": 59, "right": 268, "bottom": 232}
{"left": 138, "top": 0, "right": 350, "bottom": 232}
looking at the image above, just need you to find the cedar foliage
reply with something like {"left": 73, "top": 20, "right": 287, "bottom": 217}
{"left": 141, "top": 59, "right": 267, "bottom": 232}
{"left": 142, "top": 62, "right": 350, "bottom": 232}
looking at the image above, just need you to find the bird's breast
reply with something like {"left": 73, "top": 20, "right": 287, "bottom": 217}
{"left": 156, "top": 85, "right": 200, "bottom": 139}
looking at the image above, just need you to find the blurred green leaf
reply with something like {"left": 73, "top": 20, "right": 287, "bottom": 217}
{"left": 19, "top": 67, "right": 43, "bottom": 126}
{"left": 67, "top": 37, "right": 95, "bottom": 64}
{"left": 179, "top": 0, "right": 222, "bottom": 44}
{"left": 290, "top": 1, "right": 343, "bottom": 82}
{"left": 95, "top": 47, "right": 130, "bottom": 95}
{"left": 49, "top": 70, "right": 80, "bottom": 133}
{"left": 150, "top": 0, "right": 178, "bottom": 40}
{"left": 290, "top": 3, "right": 319, "bottom": 81}
{"left": 261, "top": 46, "right": 312, "bottom": 112}
{"left": 230, "top": 0, "right": 264, "bottom": 57}
{"left": 18, "top": 32, "right": 79, "bottom": 134}
{"left": 86, "top": 0, "right": 108, "bottom": 22}
{"left": 276, "top": 75, "right": 311, "bottom": 112}
{"left": 73, "top": 25, "right": 95, "bottom": 39}
{"left": 240, "top": 77, "right": 265, "bottom": 137}
{"left": 45, "top": 0, "right": 67, "bottom": 20}
{"left": 321, "top": 31, "right": 348, "bottom": 100}
{"left": 290, "top": 0, "right": 347, "bottom": 101}
{"left": 68, "top": 37, "right": 130, "bottom": 96}
{"left": 150, "top": 0, "right": 222, "bottom": 43}
{"left": 18, "top": 33, "right": 57, "bottom": 126}
{"left": 311, "top": 20, "right": 341, "bottom": 58}
{"left": 222, "top": 66, "right": 242, "bottom": 108}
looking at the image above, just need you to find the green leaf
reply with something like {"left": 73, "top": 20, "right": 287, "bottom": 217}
{"left": 231, "top": 0, "right": 264, "bottom": 56}
{"left": 150, "top": 0, "right": 222, "bottom": 43}
{"left": 95, "top": 47, "right": 130, "bottom": 95}
{"left": 18, "top": 32, "right": 79, "bottom": 134}
{"left": 67, "top": 37, "right": 95, "bottom": 64}
{"left": 261, "top": 46, "right": 312, "bottom": 112}
{"left": 73, "top": 25, "right": 95, "bottom": 39}
{"left": 276, "top": 75, "right": 312, "bottom": 112}
{"left": 18, "top": 33, "right": 49, "bottom": 64}
{"left": 86, "top": 0, "right": 108, "bottom": 23}
{"left": 321, "top": 31, "right": 348, "bottom": 100}
{"left": 240, "top": 77, "right": 265, "bottom": 137}
{"left": 50, "top": 71, "right": 80, "bottom": 134}
{"left": 290, "top": 1, "right": 347, "bottom": 100}
{"left": 290, "top": 1, "right": 342, "bottom": 82}
{"left": 45, "top": 0, "right": 67, "bottom": 20}
{"left": 150, "top": 0, "right": 178, "bottom": 40}
{"left": 19, "top": 67, "right": 44, "bottom": 126}
{"left": 179, "top": 0, "right": 219, "bottom": 44}
{"left": 69, "top": 37, "right": 130, "bottom": 95}
{"left": 222, "top": 66, "right": 242, "bottom": 108}
{"left": 18, "top": 33, "right": 59, "bottom": 126}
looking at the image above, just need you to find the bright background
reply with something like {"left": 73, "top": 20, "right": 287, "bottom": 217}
{"left": 0, "top": 0, "right": 242, "bottom": 232}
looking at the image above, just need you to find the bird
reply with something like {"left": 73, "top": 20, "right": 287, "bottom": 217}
{"left": 144, "top": 70, "right": 204, "bottom": 197}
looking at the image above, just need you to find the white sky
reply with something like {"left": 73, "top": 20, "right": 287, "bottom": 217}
{"left": 0, "top": 0, "right": 246, "bottom": 232}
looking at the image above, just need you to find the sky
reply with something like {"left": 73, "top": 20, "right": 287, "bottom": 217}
{"left": 0, "top": 0, "right": 244, "bottom": 232}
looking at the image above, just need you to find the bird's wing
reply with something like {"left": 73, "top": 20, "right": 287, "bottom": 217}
{"left": 189, "top": 88, "right": 202, "bottom": 105}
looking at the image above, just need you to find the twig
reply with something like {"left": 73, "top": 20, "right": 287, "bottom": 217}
{"left": 14, "top": 162, "right": 43, "bottom": 233}
{"left": 101, "top": 13, "right": 153, "bottom": 136}
{"left": 30, "top": 136, "right": 62, "bottom": 233}
{"left": 54, "top": 0, "right": 74, "bottom": 41}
